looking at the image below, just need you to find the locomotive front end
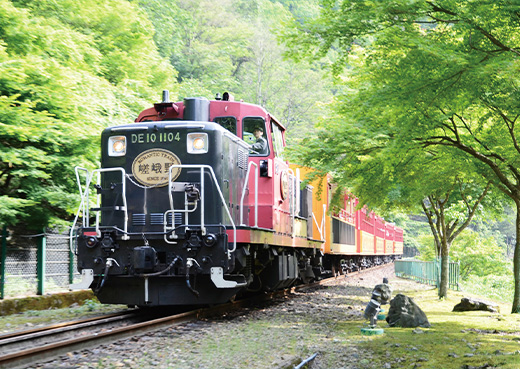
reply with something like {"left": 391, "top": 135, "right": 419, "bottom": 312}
{"left": 72, "top": 97, "right": 249, "bottom": 306}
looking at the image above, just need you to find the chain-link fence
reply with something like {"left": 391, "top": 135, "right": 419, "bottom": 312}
{"left": 0, "top": 226, "right": 81, "bottom": 299}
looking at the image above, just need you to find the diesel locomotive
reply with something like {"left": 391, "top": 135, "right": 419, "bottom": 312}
{"left": 70, "top": 91, "right": 403, "bottom": 307}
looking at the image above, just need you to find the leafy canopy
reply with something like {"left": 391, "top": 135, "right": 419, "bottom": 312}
{"left": 0, "top": 0, "right": 176, "bottom": 229}
{"left": 284, "top": 0, "right": 520, "bottom": 308}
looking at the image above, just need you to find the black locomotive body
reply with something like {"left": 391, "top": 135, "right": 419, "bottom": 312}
{"left": 74, "top": 97, "right": 249, "bottom": 306}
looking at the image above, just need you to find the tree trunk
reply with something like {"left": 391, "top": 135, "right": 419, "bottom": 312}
{"left": 439, "top": 239, "right": 450, "bottom": 299}
{"left": 512, "top": 202, "right": 520, "bottom": 313}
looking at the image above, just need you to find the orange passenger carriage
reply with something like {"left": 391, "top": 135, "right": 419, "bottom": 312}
{"left": 71, "top": 91, "right": 403, "bottom": 307}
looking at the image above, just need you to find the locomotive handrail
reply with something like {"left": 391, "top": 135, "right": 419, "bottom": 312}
{"left": 91, "top": 168, "right": 129, "bottom": 240}
{"left": 165, "top": 182, "right": 199, "bottom": 244}
{"left": 321, "top": 203, "right": 326, "bottom": 239}
{"left": 70, "top": 167, "right": 90, "bottom": 254}
{"left": 295, "top": 168, "right": 301, "bottom": 217}
{"left": 168, "top": 164, "right": 237, "bottom": 256}
{"left": 71, "top": 167, "right": 129, "bottom": 246}
{"left": 239, "top": 162, "right": 258, "bottom": 227}
{"left": 288, "top": 168, "right": 295, "bottom": 238}
{"left": 75, "top": 167, "right": 90, "bottom": 227}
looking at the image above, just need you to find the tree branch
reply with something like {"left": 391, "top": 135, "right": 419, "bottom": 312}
{"left": 422, "top": 199, "right": 442, "bottom": 256}
{"left": 473, "top": 24, "right": 520, "bottom": 56}
{"left": 480, "top": 100, "right": 520, "bottom": 157}
{"left": 449, "top": 181, "right": 492, "bottom": 243}
{"left": 452, "top": 112, "right": 492, "bottom": 152}
{"left": 426, "top": 1, "right": 458, "bottom": 16}
{"left": 421, "top": 135, "right": 520, "bottom": 200}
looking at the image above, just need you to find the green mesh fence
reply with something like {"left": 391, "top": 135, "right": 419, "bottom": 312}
{"left": 0, "top": 227, "right": 80, "bottom": 299}
{"left": 395, "top": 259, "right": 460, "bottom": 291}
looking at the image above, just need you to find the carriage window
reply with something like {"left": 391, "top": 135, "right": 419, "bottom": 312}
{"left": 271, "top": 122, "right": 284, "bottom": 159}
{"left": 243, "top": 117, "right": 269, "bottom": 156}
{"left": 214, "top": 116, "right": 237, "bottom": 136}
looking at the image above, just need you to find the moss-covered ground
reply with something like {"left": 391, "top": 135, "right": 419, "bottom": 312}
{"left": 347, "top": 288, "right": 520, "bottom": 369}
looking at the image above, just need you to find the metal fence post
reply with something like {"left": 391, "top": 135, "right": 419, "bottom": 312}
{"left": 37, "top": 228, "right": 46, "bottom": 295}
{"left": 69, "top": 245, "right": 74, "bottom": 284}
{"left": 1, "top": 226, "right": 7, "bottom": 299}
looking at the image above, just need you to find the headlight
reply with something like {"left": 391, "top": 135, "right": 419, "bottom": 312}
{"left": 187, "top": 133, "right": 208, "bottom": 154}
{"left": 108, "top": 136, "right": 126, "bottom": 156}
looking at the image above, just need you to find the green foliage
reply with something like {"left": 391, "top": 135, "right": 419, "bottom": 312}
{"left": 413, "top": 226, "right": 511, "bottom": 281}
{"left": 462, "top": 274, "right": 514, "bottom": 303}
{"left": 283, "top": 0, "right": 520, "bottom": 308}
{"left": 138, "top": 0, "right": 333, "bottom": 139}
{"left": 139, "top": 0, "right": 253, "bottom": 94}
{"left": 451, "top": 229, "right": 511, "bottom": 279}
{"left": 82, "top": 298, "right": 101, "bottom": 311}
{"left": 4, "top": 274, "right": 34, "bottom": 296}
{"left": 415, "top": 233, "right": 437, "bottom": 261}
{"left": 0, "top": 0, "right": 176, "bottom": 229}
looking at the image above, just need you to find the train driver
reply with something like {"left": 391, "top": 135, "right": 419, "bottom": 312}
{"left": 250, "top": 126, "right": 268, "bottom": 155}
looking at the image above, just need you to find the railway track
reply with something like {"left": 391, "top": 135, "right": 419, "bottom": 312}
{"left": 0, "top": 264, "right": 389, "bottom": 369}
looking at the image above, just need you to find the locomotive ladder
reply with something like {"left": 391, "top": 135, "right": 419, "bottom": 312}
{"left": 70, "top": 166, "right": 129, "bottom": 255}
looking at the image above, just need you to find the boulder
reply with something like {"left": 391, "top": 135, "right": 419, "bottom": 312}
{"left": 386, "top": 294, "right": 431, "bottom": 328}
{"left": 453, "top": 297, "right": 499, "bottom": 313}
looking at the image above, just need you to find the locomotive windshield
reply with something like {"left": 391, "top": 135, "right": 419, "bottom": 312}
{"left": 243, "top": 116, "right": 269, "bottom": 156}
{"left": 214, "top": 116, "right": 237, "bottom": 135}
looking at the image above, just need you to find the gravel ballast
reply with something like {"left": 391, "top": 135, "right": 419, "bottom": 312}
{"left": 30, "top": 264, "right": 431, "bottom": 369}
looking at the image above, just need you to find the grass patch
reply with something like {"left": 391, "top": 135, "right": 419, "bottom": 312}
{"left": 462, "top": 274, "right": 514, "bottom": 303}
{"left": 354, "top": 288, "right": 520, "bottom": 369}
{"left": 166, "top": 284, "right": 520, "bottom": 368}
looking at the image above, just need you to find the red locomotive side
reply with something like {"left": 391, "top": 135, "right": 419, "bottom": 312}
{"left": 135, "top": 91, "right": 403, "bottom": 272}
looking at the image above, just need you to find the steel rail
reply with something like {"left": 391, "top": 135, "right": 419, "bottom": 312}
{"left": 0, "top": 308, "right": 200, "bottom": 369}
{"left": 0, "top": 311, "right": 140, "bottom": 350}
{"left": 0, "top": 263, "right": 390, "bottom": 369}
{"left": 0, "top": 310, "right": 133, "bottom": 341}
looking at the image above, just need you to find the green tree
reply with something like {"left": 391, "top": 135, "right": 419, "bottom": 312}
{"left": 138, "top": 0, "right": 333, "bottom": 139}
{"left": 234, "top": 0, "right": 333, "bottom": 139}
{"left": 284, "top": 0, "right": 520, "bottom": 312}
{"left": 0, "top": 0, "right": 176, "bottom": 229}
{"left": 289, "top": 106, "right": 493, "bottom": 298}
{"left": 421, "top": 180, "right": 491, "bottom": 297}
{"left": 139, "top": 0, "right": 252, "bottom": 97}
{"left": 451, "top": 229, "right": 510, "bottom": 280}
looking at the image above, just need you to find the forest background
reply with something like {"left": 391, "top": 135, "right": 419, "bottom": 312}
{"left": 0, "top": 0, "right": 514, "bottom": 304}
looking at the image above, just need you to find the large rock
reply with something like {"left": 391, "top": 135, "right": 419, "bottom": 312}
{"left": 386, "top": 294, "right": 431, "bottom": 328}
{"left": 453, "top": 297, "right": 499, "bottom": 313}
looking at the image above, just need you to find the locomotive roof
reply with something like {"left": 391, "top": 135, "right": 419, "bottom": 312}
{"left": 134, "top": 94, "right": 286, "bottom": 131}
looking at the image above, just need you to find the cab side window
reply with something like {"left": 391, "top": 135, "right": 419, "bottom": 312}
{"left": 271, "top": 122, "right": 284, "bottom": 159}
{"left": 214, "top": 116, "right": 237, "bottom": 136}
{"left": 243, "top": 117, "right": 269, "bottom": 156}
